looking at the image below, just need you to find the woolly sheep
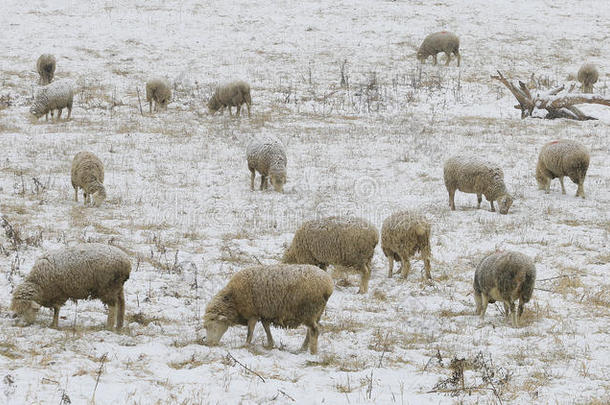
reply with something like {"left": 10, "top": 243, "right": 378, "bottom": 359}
{"left": 473, "top": 251, "right": 536, "bottom": 327}
{"left": 417, "top": 31, "right": 461, "bottom": 67}
{"left": 282, "top": 216, "right": 379, "bottom": 294}
{"left": 71, "top": 151, "right": 107, "bottom": 207}
{"left": 145, "top": 78, "right": 172, "bottom": 113}
{"left": 204, "top": 264, "right": 333, "bottom": 354}
{"left": 443, "top": 155, "right": 513, "bottom": 214}
{"left": 36, "top": 54, "right": 56, "bottom": 85}
{"left": 10, "top": 243, "right": 131, "bottom": 329}
{"left": 536, "top": 139, "right": 589, "bottom": 198}
{"left": 577, "top": 63, "right": 598, "bottom": 93}
{"left": 246, "top": 136, "right": 287, "bottom": 193}
{"left": 29, "top": 79, "right": 75, "bottom": 121}
{"left": 381, "top": 211, "right": 431, "bottom": 280}
{"left": 208, "top": 80, "right": 252, "bottom": 117}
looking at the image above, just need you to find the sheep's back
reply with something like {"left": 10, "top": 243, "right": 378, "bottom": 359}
{"left": 474, "top": 251, "right": 535, "bottom": 301}
{"left": 381, "top": 211, "right": 429, "bottom": 252}
{"left": 444, "top": 155, "right": 502, "bottom": 193}
{"left": 229, "top": 265, "right": 333, "bottom": 328}
{"left": 71, "top": 152, "right": 104, "bottom": 187}
{"left": 215, "top": 81, "right": 250, "bottom": 105}
{"left": 246, "top": 137, "right": 286, "bottom": 174}
{"left": 27, "top": 244, "right": 131, "bottom": 305}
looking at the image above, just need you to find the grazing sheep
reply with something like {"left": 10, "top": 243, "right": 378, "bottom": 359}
{"left": 36, "top": 54, "right": 56, "bottom": 85}
{"left": 71, "top": 151, "right": 106, "bottom": 207}
{"left": 204, "top": 264, "right": 333, "bottom": 354}
{"left": 145, "top": 78, "right": 172, "bottom": 113}
{"left": 443, "top": 155, "right": 513, "bottom": 214}
{"left": 577, "top": 63, "right": 599, "bottom": 93}
{"left": 246, "top": 136, "right": 287, "bottom": 192}
{"left": 417, "top": 31, "right": 461, "bottom": 66}
{"left": 536, "top": 139, "right": 589, "bottom": 198}
{"left": 473, "top": 251, "right": 536, "bottom": 327}
{"left": 282, "top": 216, "right": 379, "bottom": 294}
{"left": 381, "top": 211, "right": 431, "bottom": 280}
{"left": 29, "top": 79, "right": 75, "bottom": 121}
{"left": 208, "top": 80, "right": 252, "bottom": 117}
{"left": 10, "top": 243, "right": 131, "bottom": 329}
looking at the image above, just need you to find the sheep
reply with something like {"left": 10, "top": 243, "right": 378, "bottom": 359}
{"left": 208, "top": 80, "right": 252, "bottom": 117}
{"left": 36, "top": 54, "right": 56, "bottom": 85}
{"left": 145, "top": 78, "right": 172, "bottom": 113}
{"left": 282, "top": 216, "right": 379, "bottom": 294}
{"left": 536, "top": 139, "right": 589, "bottom": 198}
{"left": 246, "top": 136, "right": 287, "bottom": 193}
{"left": 473, "top": 251, "right": 536, "bottom": 327}
{"left": 204, "top": 264, "right": 333, "bottom": 354}
{"left": 381, "top": 211, "right": 431, "bottom": 280}
{"left": 29, "top": 79, "right": 75, "bottom": 121}
{"left": 577, "top": 63, "right": 599, "bottom": 93}
{"left": 443, "top": 155, "right": 513, "bottom": 214}
{"left": 10, "top": 243, "right": 131, "bottom": 329}
{"left": 71, "top": 151, "right": 106, "bottom": 207}
{"left": 417, "top": 31, "right": 461, "bottom": 67}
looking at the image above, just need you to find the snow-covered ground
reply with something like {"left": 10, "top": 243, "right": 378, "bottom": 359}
{"left": 0, "top": 0, "right": 608, "bottom": 403}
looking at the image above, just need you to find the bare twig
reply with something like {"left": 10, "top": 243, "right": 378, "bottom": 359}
{"left": 226, "top": 352, "right": 266, "bottom": 383}
{"left": 366, "top": 331, "right": 390, "bottom": 399}
{"left": 537, "top": 275, "right": 570, "bottom": 282}
{"left": 136, "top": 87, "right": 144, "bottom": 116}
{"left": 91, "top": 352, "right": 108, "bottom": 401}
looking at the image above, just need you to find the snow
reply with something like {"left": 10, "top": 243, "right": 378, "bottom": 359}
{"left": 1, "top": 0, "right": 609, "bottom": 404}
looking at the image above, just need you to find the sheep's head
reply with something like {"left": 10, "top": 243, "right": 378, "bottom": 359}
{"left": 29, "top": 104, "right": 45, "bottom": 120}
{"left": 207, "top": 97, "right": 220, "bottom": 114}
{"left": 416, "top": 49, "right": 426, "bottom": 62}
{"left": 497, "top": 194, "right": 513, "bottom": 215}
{"left": 11, "top": 284, "right": 41, "bottom": 324}
{"left": 203, "top": 314, "right": 230, "bottom": 345}
{"left": 270, "top": 172, "right": 286, "bottom": 193}
{"left": 91, "top": 185, "right": 107, "bottom": 207}
{"left": 157, "top": 95, "right": 170, "bottom": 110}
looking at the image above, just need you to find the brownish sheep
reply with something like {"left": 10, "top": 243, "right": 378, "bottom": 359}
{"left": 536, "top": 139, "right": 590, "bottom": 198}
{"left": 36, "top": 54, "right": 56, "bottom": 85}
{"left": 208, "top": 81, "right": 252, "bottom": 117}
{"left": 417, "top": 31, "right": 461, "bottom": 66}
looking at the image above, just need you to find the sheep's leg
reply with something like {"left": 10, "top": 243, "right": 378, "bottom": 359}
{"left": 424, "top": 256, "right": 432, "bottom": 280}
{"left": 387, "top": 256, "right": 394, "bottom": 278}
{"left": 74, "top": 187, "right": 78, "bottom": 202}
{"left": 247, "top": 102, "right": 251, "bottom": 117}
{"left": 433, "top": 54, "right": 438, "bottom": 65}
{"left": 559, "top": 177, "right": 566, "bottom": 194}
{"left": 228, "top": 106, "right": 233, "bottom": 116}
{"left": 444, "top": 52, "right": 451, "bottom": 66}
{"left": 57, "top": 108, "right": 62, "bottom": 120}
{"left": 518, "top": 298, "right": 525, "bottom": 317}
{"left": 246, "top": 318, "right": 257, "bottom": 345}
{"left": 358, "top": 264, "right": 371, "bottom": 294}
{"left": 260, "top": 175, "right": 267, "bottom": 190}
{"left": 455, "top": 51, "right": 461, "bottom": 67}
{"left": 503, "top": 302, "right": 510, "bottom": 318}
{"left": 149, "top": 101, "right": 153, "bottom": 114}
{"left": 236, "top": 105, "right": 241, "bottom": 117}
{"left": 52, "top": 307, "right": 60, "bottom": 328}
{"left": 250, "top": 169, "right": 256, "bottom": 191}
{"left": 106, "top": 304, "right": 117, "bottom": 329}
{"left": 262, "top": 321, "right": 275, "bottom": 348}
{"left": 300, "top": 328, "right": 311, "bottom": 352}
{"left": 309, "top": 322, "right": 320, "bottom": 354}
{"left": 448, "top": 189, "right": 456, "bottom": 210}
{"left": 479, "top": 293, "right": 489, "bottom": 320}
{"left": 45, "top": 112, "right": 49, "bottom": 121}
{"left": 83, "top": 192, "right": 89, "bottom": 206}
{"left": 509, "top": 302, "right": 518, "bottom": 327}
{"left": 116, "top": 288, "right": 125, "bottom": 329}
{"left": 400, "top": 258, "right": 411, "bottom": 279}
{"left": 474, "top": 292, "right": 482, "bottom": 315}
{"left": 476, "top": 194, "right": 482, "bottom": 208}
{"left": 576, "top": 181, "right": 585, "bottom": 198}
{"left": 67, "top": 105, "right": 72, "bottom": 120}
{"left": 489, "top": 200, "right": 495, "bottom": 212}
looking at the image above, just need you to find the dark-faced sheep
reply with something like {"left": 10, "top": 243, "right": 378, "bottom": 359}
{"left": 146, "top": 78, "right": 172, "bottom": 113}
{"left": 282, "top": 216, "right": 379, "bottom": 294}
{"left": 208, "top": 81, "right": 252, "bottom": 117}
{"left": 577, "top": 63, "right": 599, "bottom": 93}
{"left": 381, "top": 211, "right": 431, "bottom": 280}
{"left": 36, "top": 54, "right": 56, "bottom": 85}
{"left": 443, "top": 155, "right": 513, "bottom": 214}
{"left": 536, "top": 139, "right": 589, "bottom": 198}
{"left": 473, "top": 251, "right": 536, "bottom": 327}
{"left": 417, "top": 31, "right": 461, "bottom": 66}
{"left": 246, "top": 136, "right": 287, "bottom": 193}
{"left": 204, "top": 264, "right": 333, "bottom": 354}
{"left": 71, "top": 151, "right": 106, "bottom": 207}
{"left": 10, "top": 243, "right": 131, "bottom": 329}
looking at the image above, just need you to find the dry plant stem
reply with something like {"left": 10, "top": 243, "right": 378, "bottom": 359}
{"left": 226, "top": 352, "right": 266, "bottom": 383}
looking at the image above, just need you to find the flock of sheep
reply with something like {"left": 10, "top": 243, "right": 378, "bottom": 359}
{"left": 8, "top": 31, "right": 599, "bottom": 355}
